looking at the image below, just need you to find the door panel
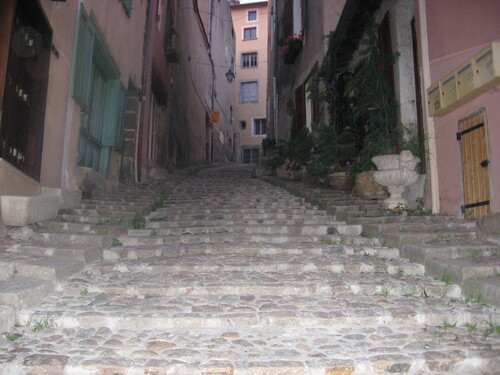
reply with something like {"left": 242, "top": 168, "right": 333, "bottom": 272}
{"left": 458, "top": 109, "right": 491, "bottom": 219}
{"left": 0, "top": 0, "right": 51, "bottom": 181}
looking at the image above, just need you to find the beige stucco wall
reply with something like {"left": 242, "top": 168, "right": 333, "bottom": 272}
{"left": 231, "top": 1, "right": 268, "bottom": 162}
{"left": 38, "top": 0, "right": 147, "bottom": 190}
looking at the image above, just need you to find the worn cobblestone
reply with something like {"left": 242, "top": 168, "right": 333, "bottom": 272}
{"left": 1, "top": 165, "right": 499, "bottom": 374}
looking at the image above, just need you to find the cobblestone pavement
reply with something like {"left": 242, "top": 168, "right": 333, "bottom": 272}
{"left": 0, "top": 165, "right": 499, "bottom": 374}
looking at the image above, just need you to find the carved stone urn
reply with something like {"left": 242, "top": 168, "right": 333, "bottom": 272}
{"left": 372, "top": 150, "right": 420, "bottom": 209}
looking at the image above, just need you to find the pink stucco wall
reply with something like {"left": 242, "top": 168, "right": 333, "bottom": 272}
{"left": 425, "top": 0, "right": 500, "bottom": 216}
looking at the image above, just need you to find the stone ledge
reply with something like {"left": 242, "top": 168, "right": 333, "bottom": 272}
{"left": 41, "top": 188, "right": 82, "bottom": 210}
{"left": 1, "top": 195, "right": 60, "bottom": 226}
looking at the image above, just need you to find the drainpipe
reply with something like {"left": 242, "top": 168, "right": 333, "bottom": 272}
{"left": 417, "top": 0, "right": 440, "bottom": 214}
{"left": 208, "top": 0, "right": 216, "bottom": 164}
{"left": 136, "top": 0, "right": 153, "bottom": 183}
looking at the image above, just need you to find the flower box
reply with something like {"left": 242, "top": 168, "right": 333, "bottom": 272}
{"left": 279, "top": 35, "right": 303, "bottom": 65}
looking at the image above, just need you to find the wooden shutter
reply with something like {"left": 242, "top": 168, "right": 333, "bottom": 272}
{"left": 295, "top": 84, "right": 306, "bottom": 135}
{"left": 101, "top": 79, "right": 126, "bottom": 148}
{"left": 72, "top": 7, "right": 95, "bottom": 111}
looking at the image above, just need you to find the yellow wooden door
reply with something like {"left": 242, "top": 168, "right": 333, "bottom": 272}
{"left": 457, "top": 109, "right": 491, "bottom": 219}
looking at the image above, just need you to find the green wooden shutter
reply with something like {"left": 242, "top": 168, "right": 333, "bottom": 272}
{"left": 101, "top": 80, "right": 126, "bottom": 148}
{"left": 72, "top": 7, "right": 95, "bottom": 111}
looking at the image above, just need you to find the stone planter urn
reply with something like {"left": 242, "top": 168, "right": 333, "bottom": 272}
{"left": 372, "top": 150, "right": 420, "bottom": 209}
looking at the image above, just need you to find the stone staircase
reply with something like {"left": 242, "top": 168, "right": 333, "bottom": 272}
{"left": 0, "top": 181, "right": 168, "bottom": 334}
{"left": 0, "top": 165, "right": 499, "bottom": 374}
{"left": 265, "top": 176, "right": 500, "bottom": 309}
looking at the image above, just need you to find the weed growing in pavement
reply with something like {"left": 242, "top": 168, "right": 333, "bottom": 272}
{"left": 403, "top": 286, "right": 417, "bottom": 297}
{"left": 80, "top": 288, "right": 88, "bottom": 296}
{"left": 397, "top": 269, "right": 405, "bottom": 278}
{"left": 95, "top": 228, "right": 108, "bottom": 235}
{"left": 483, "top": 318, "right": 500, "bottom": 338}
{"left": 149, "top": 217, "right": 165, "bottom": 222}
{"left": 112, "top": 237, "right": 123, "bottom": 247}
{"left": 437, "top": 287, "right": 448, "bottom": 298}
{"left": 381, "top": 286, "right": 392, "bottom": 297}
{"left": 464, "top": 322, "right": 477, "bottom": 332}
{"left": 465, "top": 293, "right": 487, "bottom": 308}
{"left": 81, "top": 270, "right": 94, "bottom": 278}
{"left": 131, "top": 213, "right": 146, "bottom": 229}
{"left": 440, "top": 269, "right": 453, "bottom": 285}
{"left": 27, "top": 315, "right": 57, "bottom": 332}
{"left": 150, "top": 230, "right": 158, "bottom": 236}
{"left": 442, "top": 319, "right": 457, "bottom": 329}
{"left": 96, "top": 219, "right": 111, "bottom": 226}
{"left": 2, "top": 333, "right": 22, "bottom": 342}
{"left": 320, "top": 238, "right": 341, "bottom": 245}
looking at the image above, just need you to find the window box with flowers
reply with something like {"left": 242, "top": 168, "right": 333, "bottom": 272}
{"left": 279, "top": 34, "right": 304, "bottom": 64}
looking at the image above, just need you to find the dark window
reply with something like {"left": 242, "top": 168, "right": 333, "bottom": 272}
{"left": 253, "top": 118, "right": 266, "bottom": 136}
{"left": 242, "top": 148, "right": 259, "bottom": 164}
{"left": 242, "top": 52, "right": 257, "bottom": 68}
{"left": 248, "top": 10, "right": 257, "bottom": 21}
{"left": 240, "top": 120, "right": 246, "bottom": 130}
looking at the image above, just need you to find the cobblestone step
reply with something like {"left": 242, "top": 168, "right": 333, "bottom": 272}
{"left": 19, "top": 292, "right": 498, "bottom": 332}
{"left": 2, "top": 165, "right": 498, "bottom": 374}
{"left": 363, "top": 220, "right": 476, "bottom": 236}
{"left": 94, "top": 253, "right": 425, "bottom": 275}
{"left": 2, "top": 325, "right": 498, "bottom": 375}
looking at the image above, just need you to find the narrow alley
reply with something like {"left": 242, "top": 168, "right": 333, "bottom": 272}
{"left": 0, "top": 165, "right": 499, "bottom": 374}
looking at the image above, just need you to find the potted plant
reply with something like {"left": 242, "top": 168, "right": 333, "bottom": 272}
{"left": 279, "top": 33, "right": 304, "bottom": 64}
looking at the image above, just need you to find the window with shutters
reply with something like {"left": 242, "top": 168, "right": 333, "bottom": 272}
{"left": 242, "top": 52, "right": 257, "bottom": 68}
{"left": 240, "top": 81, "right": 258, "bottom": 103}
{"left": 72, "top": 5, "right": 126, "bottom": 177}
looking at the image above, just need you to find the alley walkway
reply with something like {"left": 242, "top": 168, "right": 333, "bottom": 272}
{"left": 0, "top": 165, "right": 499, "bottom": 374}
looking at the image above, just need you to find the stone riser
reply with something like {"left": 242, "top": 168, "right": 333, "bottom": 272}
{"left": 118, "top": 234, "right": 335, "bottom": 246}
{"left": 128, "top": 225, "right": 336, "bottom": 236}
{"left": 146, "top": 219, "right": 340, "bottom": 228}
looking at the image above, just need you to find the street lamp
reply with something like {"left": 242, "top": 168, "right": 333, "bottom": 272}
{"left": 225, "top": 68, "right": 235, "bottom": 83}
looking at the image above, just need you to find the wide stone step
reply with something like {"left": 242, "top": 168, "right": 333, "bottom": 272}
{"left": 61, "top": 272, "right": 457, "bottom": 300}
{"left": 152, "top": 207, "right": 325, "bottom": 215}
{"left": 146, "top": 217, "right": 341, "bottom": 229}
{"left": 32, "top": 231, "right": 113, "bottom": 249}
{"left": 58, "top": 214, "right": 129, "bottom": 225}
{"left": 19, "top": 293, "right": 498, "bottom": 331}
{"left": 2, "top": 325, "right": 498, "bottom": 375}
{"left": 363, "top": 220, "right": 476, "bottom": 236}
{"left": 8, "top": 243, "right": 102, "bottom": 263}
{"left": 103, "top": 242, "right": 394, "bottom": 260}
{"left": 118, "top": 232, "right": 339, "bottom": 247}
{"left": 424, "top": 256, "right": 500, "bottom": 283}
{"left": 462, "top": 276, "right": 500, "bottom": 308}
{"left": 0, "top": 277, "right": 54, "bottom": 312}
{"left": 128, "top": 224, "right": 337, "bottom": 236}
{"left": 39, "top": 221, "right": 127, "bottom": 236}
{"left": 79, "top": 203, "right": 149, "bottom": 212}
{"left": 401, "top": 241, "right": 499, "bottom": 263}
{"left": 0, "top": 254, "right": 83, "bottom": 282}
{"left": 63, "top": 208, "right": 138, "bottom": 218}
{"left": 94, "top": 253, "right": 425, "bottom": 275}
{"left": 380, "top": 229, "right": 477, "bottom": 248}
